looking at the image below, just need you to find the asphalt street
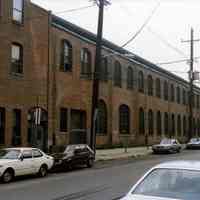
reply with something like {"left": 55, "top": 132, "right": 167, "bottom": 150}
{"left": 1, "top": 149, "right": 200, "bottom": 200}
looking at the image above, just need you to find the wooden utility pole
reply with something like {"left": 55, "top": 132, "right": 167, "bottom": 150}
{"left": 182, "top": 28, "right": 200, "bottom": 141}
{"left": 90, "top": 0, "right": 110, "bottom": 152}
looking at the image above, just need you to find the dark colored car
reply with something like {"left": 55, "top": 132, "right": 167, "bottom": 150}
{"left": 52, "top": 144, "right": 95, "bottom": 171}
{"left": 152, "top": 138, "right": 182, "bottom": 154}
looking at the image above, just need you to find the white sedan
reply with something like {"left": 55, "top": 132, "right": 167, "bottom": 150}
{"left": 121, "top": 160, "right": 200, "bottom": 200}
{"left": 0, "top": 147, "right": 54, "bottom": 183}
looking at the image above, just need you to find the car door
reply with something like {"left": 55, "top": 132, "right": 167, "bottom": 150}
{"left": 73, "top": 147, "right": 84, "bottom": 166}
{"left": 20, "top": 150, "right": 35, "bottom": 175}
{"left": 32, "top": 149, "right": 44, "bottom": 173}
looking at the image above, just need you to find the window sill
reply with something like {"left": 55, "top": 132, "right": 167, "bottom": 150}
{"left": 10, "top": 72, "right": 24, "bottom": 79}
{"left": 12, "top": 20, "right": 24, "bottom": 26}
{"left": 59, "top": 131, "right": 68, "bottom": 134}
{"left": 80, "top": 74, "right": 92, "bottom": 80}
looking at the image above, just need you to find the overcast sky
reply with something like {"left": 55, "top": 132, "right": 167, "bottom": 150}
{"left": 32, "top": 0, "right": 200, "bottom": 82}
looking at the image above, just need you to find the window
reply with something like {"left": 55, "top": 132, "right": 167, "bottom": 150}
{"left": 100, "top": 57, "right": 108, "bottom": 81}
{"left": 13, "top": 0, "right": 24, "bottom": 23}
{"left": 81, "top": 48, "right": 91, "bottom": 77}
{"left": 182, "top": 89, "right": 186, "bottom": 105}
{"left": 114, "top": 61, "right": 122, "bottom": 87}
{"left": 164, "top": 81, "right": 168, "bottom": 100}
{"left": 171, "top": 114, "right": 175, "bottom": 137}
{"left": 157, "top": 111, "right": 162, "bottom": 136}
{"left": 0, "top": 0, "right": 3, "bottom": 17}
{"left": 156, "top": 78, "right": 161, "bottom": 98}
{"left": 0, "top": 108, "right": 5, "bottom": 145}
{"left": 138, "top": 71, "right": 144, "bottom": 93}
{"left": 139, "top": 108, "right": 145, "bottom": 135}
{"left": 193, "top": 94, "right": 196, "bottom": 108}
{"left": 11, "top": 43, "right": 23, "bottom": 74}
{"left": 60, "top": 108, "right": 68, "bottom": 132}
{"left": 176, "top": 86, "right": 180, "bottom": 104}
{"left": 148, "top": 110, "right": 154, "bottom": 135}
{"left": 198, "top": 119, "right": 200, "bottom": 136}
{"left": 148, "top": 75, "right": 153, "bottom": 96}
{"left": 119, "top": 105, "right": 130, "bottom": 134}
{"left": 183, "top": 116, "right": 187, "bottom": 136}
{"left": 170, "top": 84, "right": 174, "bottom": 102}
{"left": 12, "top": 109, "right": 21, "bottom": 146}
{"left": 127, "top": 66, "right": 134, "bottom": 89}
{"left": 60, "top": 40, "right": 72, "bottom": 72}
{"left": 177, "top": 115, "right": 181, "bottom": 136}
{"left": 22, "top": 150, "right": 32, "bottom": 159}
{"left": 164, "top": 113, "right": 168, "bottom": 135}
{"left": 96, "top": 100, "right": 107, "bottom": 135}
{"left": 33, "top": 149, "right": 43, "bottom": 158}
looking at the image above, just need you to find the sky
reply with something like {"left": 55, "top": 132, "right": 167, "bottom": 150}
{"left": 31, "top": 0, "right": 200, "bottom": 83}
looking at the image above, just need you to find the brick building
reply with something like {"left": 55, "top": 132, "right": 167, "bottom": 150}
{"left": 0, "top": 0, "right": 200, "bottom": 150}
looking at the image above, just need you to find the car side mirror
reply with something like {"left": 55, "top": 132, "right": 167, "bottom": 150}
{"left": 19, "top": 155, "right": 24, "bottom": 161}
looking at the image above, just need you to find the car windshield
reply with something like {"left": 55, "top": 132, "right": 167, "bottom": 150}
{"left": 0, "top": 149, "right": 21, "bottom": 159}
{"left": 64, "top": 145, "right": 76, "bottom": 153}
{"left": 160, "top": 139, "right": 172, "bottom": 145}
{"left": 190, "top": 138, "right": 199, "bottom": 143}
{"left": 132, "top": 168, "right": 200, "bottom": 200}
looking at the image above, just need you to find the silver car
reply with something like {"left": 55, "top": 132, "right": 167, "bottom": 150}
{"left": 152, "top": 138, "right": 181, "bottom": 154}
{"left": 121, "top": 160, "right": 200, "bottom": 200}
{"left": 186, "top": 138, "right": 200, "bottom": 149}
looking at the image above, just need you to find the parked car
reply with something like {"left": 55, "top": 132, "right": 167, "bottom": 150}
{"left": 186, "top": 138, "right": 200, "bottom": 149}
{"left": 52, "top": 144, "right": 95, "bottom": 171}
{"left": 152, "top": 138, "right": 181, "bottom": 154}
{"left": 121, "top": 160, "right": 200, "bottom": 200}
{"left": 0, "top": 147, "right": 54, "bottom": 183}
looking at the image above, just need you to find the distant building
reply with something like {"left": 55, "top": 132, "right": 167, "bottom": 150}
{"left": 0, "top": 0, "right": 200, "bottom": 150}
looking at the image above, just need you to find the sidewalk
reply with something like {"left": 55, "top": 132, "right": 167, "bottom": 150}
{"left": 96, "top": 146, "right": 152, "bottom": 161}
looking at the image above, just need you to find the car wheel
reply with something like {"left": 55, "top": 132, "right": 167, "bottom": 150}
{"left": 87, "top": 159, "right": 94, "bottom": 168}
{"left": 2, "top": 169, "right": 14, "bottom": 183}
{"left": 38, "top": 165, "right": 48, "bottom": 177}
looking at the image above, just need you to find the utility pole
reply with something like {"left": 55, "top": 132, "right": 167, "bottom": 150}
{"left": 90, "top": 0, "right": 110, "bottom": 152}
{"left": 182, "top": 28, "right": 200, "bottom": 141}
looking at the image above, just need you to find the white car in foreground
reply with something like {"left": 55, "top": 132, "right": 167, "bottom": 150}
{"left": 0, "top": 147, "right": 54, "bottom": 183}
{"left": 121, "top": 160, "right": 200, "bottom": 200}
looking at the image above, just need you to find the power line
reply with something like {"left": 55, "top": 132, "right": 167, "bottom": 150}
{"left": 121, "top": 1, "right": 161, "bottom": 48}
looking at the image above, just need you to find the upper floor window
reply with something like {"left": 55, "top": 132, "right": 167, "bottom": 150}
{"left": 81, "top": 48, "right": 92, "bottom": 77}
{"left": 170, "top": 84, "right": 174, "bottom": 102}
{"left": 114, "top": 61, "right": 122, "bottom": 87}
{"left": 11, "top": 43, "right": 23, "bottom": 74}
{"left": 147, "top": 75, "right": 153, "bottom": 96}
{"left": 13, "top": 0, "right": 24, "bottom": 23}
{"left": 156, "top": 78, "right": 161, "bottom": 98}
{"left": 60, "top": 40, "right": 72, "bottom": 72}
{"left": 138, "top": 71, "right": 144, "bottom": 93}
{"left": 127, "top": 66, "right": 134, "bottom": 89}
{"left": 176, "top": 86, "right": 180, "bottom": 104}
{"left": 164, "top": 81, "right": 168, "bottom": 100}
{"left": 182, "top": 89, "right": 186, "bottom": 105}
{"left": 100, "top": 57, "right": 108, "bottom": 81}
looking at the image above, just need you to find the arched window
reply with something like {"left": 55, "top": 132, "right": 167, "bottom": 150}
{"left": 127, "top": 66, "right": 134, "bottom": 89}
{"left": 60, "top": 40, "right": 72, "bottom": 72}
{"left": 100, "top": 57, "right": 108, "bottom": 81}
{"left": 170, "top": 84, "right": 174, "bottom": 102}
{"left": 138, "top": 71, "right": 144, "bottom": 93}
{"left": 157, "top": 111, "right": 162, "bottom": 136}
{"left": 81, "top": 48, "right": 91, "bottom": 77}
{"left": 148, "top": 110, "right": 154, "bottom": 135}
{"left": 176, "top": 86, "right": 180, "bottom": 104}
{"left": 119, "top": 105, "right": 130, "bottom": 134}
{"left": 171, "top": 114, "right": 175, "bottom": 137}
{"left": 182, "top": 89, "right": 186, "bottom": 105}
{"left": 183, "top": 116, "right": 187, "bottom": 136}
{"left": 156, "top": 78, "right": 161, "bottom": 98}
{"left": 139, "top": 108, "right": 145, "bottom": 134}
{"left": 164, "top": 112, "right": 168, "bottom": 135}
{"left": 164, "top": 81, "right": 168, "bottom": 100}
{"left": 177, "top": 115, "right": 181, "bottom": 136}
{"left": 114, "top": 61, "right": 122, "bottom": 87}
{"left": 96, "top": 100, "right": 107, "bottom": 135}
{"left": 148, "top": 75, "right": 153, "bottom": 96}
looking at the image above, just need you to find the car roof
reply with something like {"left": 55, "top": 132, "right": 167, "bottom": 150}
{"left": 4, "top": 147, "right": 40, "bottom": 151}
{"left": 154, "top": 160, "right": 200, "bottom": 171}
